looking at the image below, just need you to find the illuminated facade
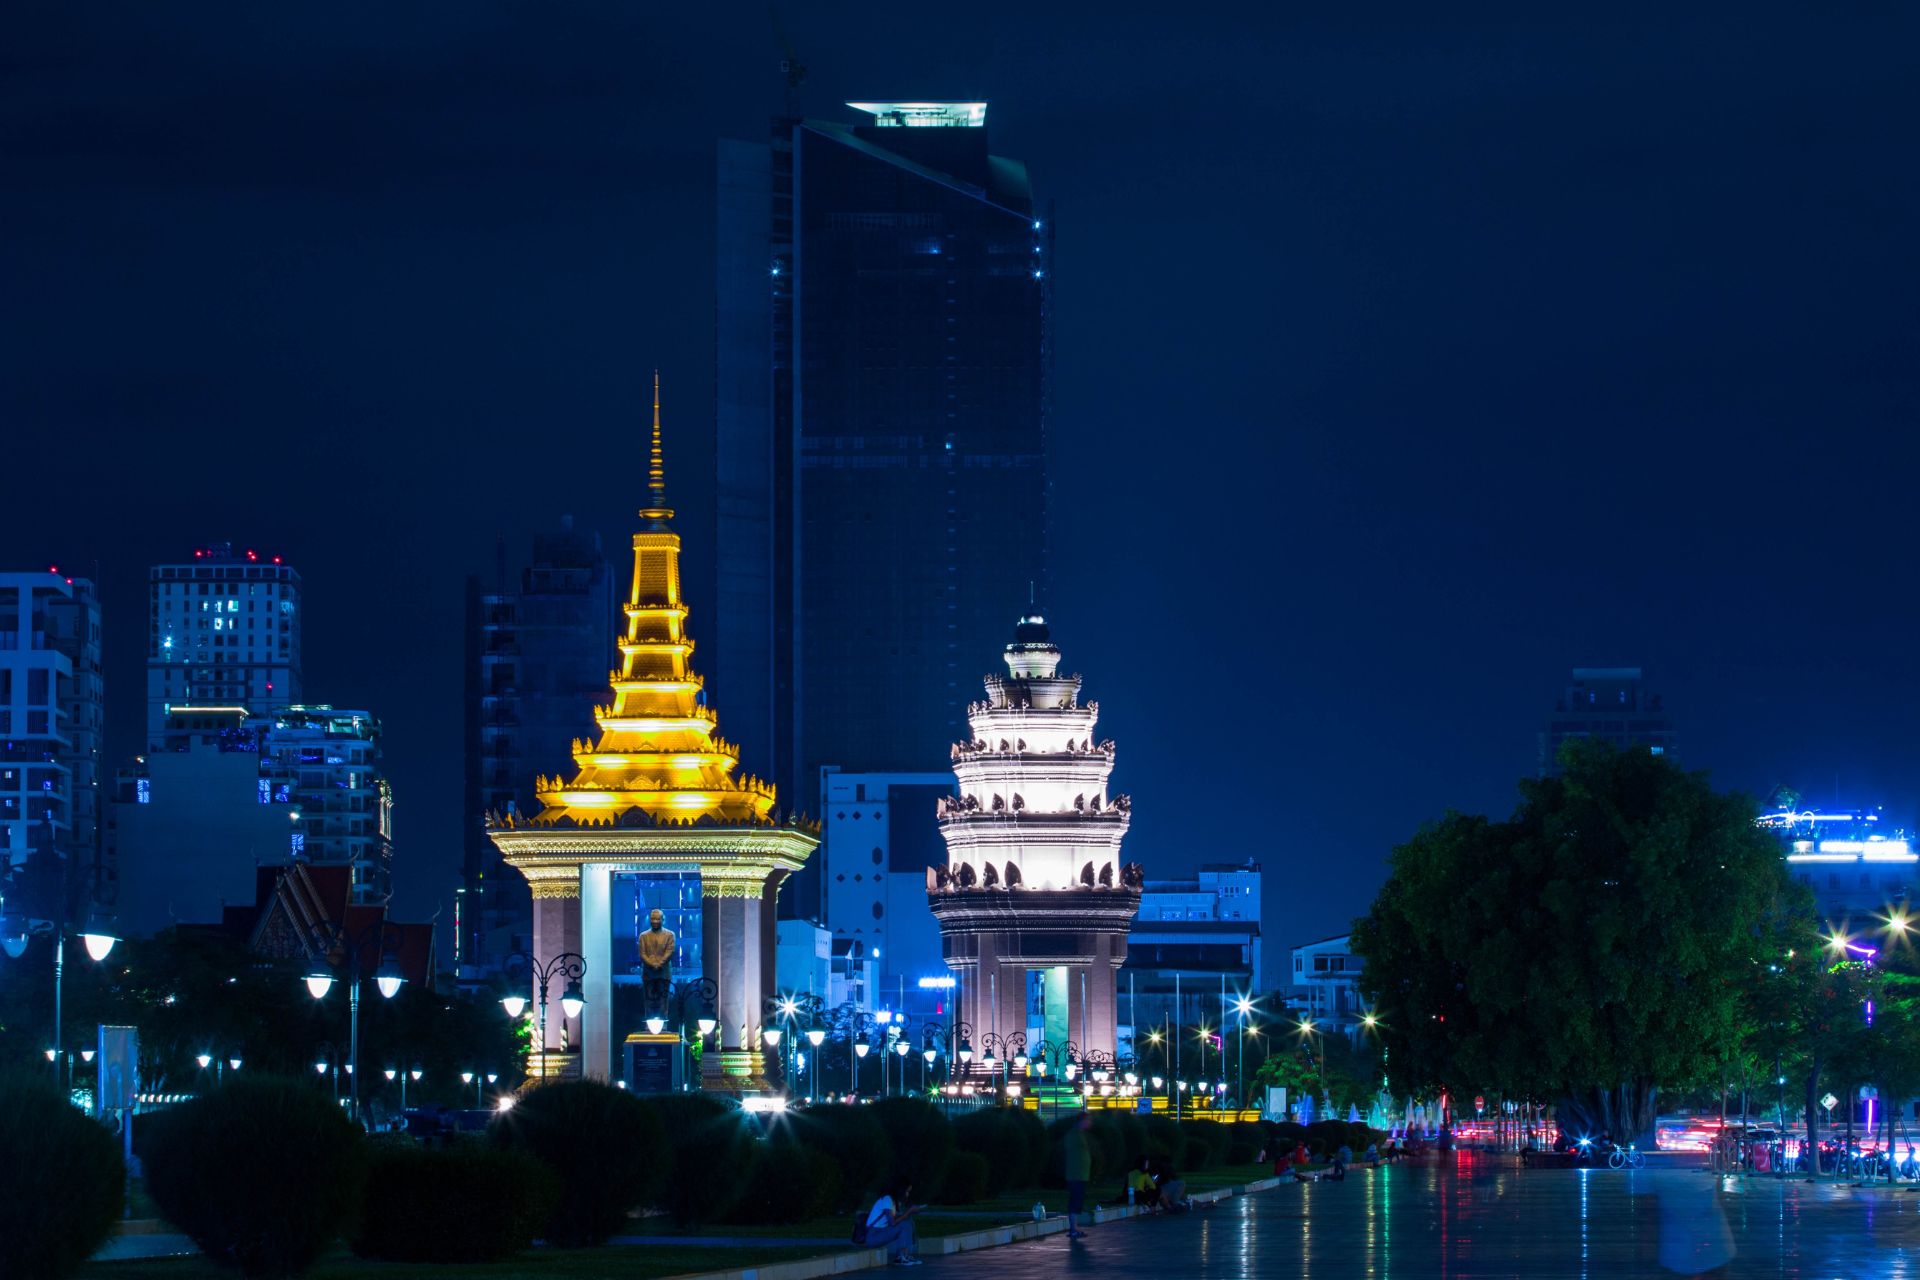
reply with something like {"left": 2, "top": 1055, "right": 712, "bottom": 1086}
{"left": 146, "top": 544, "right": 300, "bottom": 747}
{"left": 490, "top": 380, "right": 817, "bottom": 1084}
{"left": 928, "top": 614, "right": 1141, "bottom": 1071}
{"left": 1761, "top": 805, "right": 1915, "bottom": 920}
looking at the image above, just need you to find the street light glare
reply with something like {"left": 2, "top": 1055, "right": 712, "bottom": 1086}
{"left": 305, "top": 972, "right": 334, "bottom": 1000}
{"left": 501, "top": 994, "right": 528, "bottom": 1020}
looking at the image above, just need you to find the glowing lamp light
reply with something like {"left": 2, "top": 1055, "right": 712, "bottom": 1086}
{"left": 1234, "top": 996, "right": 1255, "bottom": 1016}
{"left": 81, "top": 924, "right": 119, "bottom": 962}
{"left": 855, "top": 1042, "right": 871, "bottom": 1059}
{"left": 228, "top": 1058, "right": 242, "bottom": 1071}
{"left": 305, "top": 972, "right": 335, "bottom": 1000}
{"left": 697, "top": 1018, "right": 717, "bottom": 1038}
{"left": 958, "top": 1043, "right": 974, "bottom": 1064}
{"left": 409, "top": 1068, "right": 422, "bottom": 1081}
{"left": 196, "top": 1053, "right": 212, "bottom": 1069}
{"left": 560, "top": 980, "right": 586, "bottom": 1021}
{"left": 486, "top": 1073, "right": 498, "bottom": 1084}
{"left": 1151, "top": 1076, "right": 1165, "bottom": 1090}
{"left": 1033, "top": 1061, "right": 1048, "bottom": 1078}
{"left": 893, "top": 1040, "right": 908, "bottom": 1057}
{"left": 1177, "top": 1080, "right": 1190, "bottom": 1092}
{"left": 806, "top": 1027, "right": 826, "bottom": 1048}
{"left": 923, "top": 1048, "right": 937, "bottom": 1064}
{"left": 384, "top": 1068, "right": 397, "bottom": 1081}
{"left": 461, "top": 1072, "right": 474, "bottom": 1085}
{"left": 496, "top": 1095, "right": 516, "bottom": 1113}
{"left": 763, "top": 1027, "right": 783, "bottom": 1048}
{"left": 46, "top": 1049, "right": 58, "bottom": 1063}
{"left": 81, "top": 1050, "right": 96, "bottom": 1063}
{"left": 315, "top": 1058, "right": 330, "bottom": 1075}
{"left": 979, "top": 1051, "right": 996, "bottom": 1070}
{"left": 501, "top": 994, "right": 529, "bottom": 1020}
{"left": 646, "top": 1016, "right": 666, "bottom": 1035}
{"left": 375, "top": 971, "right": 405, "bottom": 1001}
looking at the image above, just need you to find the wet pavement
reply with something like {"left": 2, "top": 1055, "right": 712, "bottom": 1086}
{"left": 921, "top": 1156, "right": 1920, "bottom": 1278}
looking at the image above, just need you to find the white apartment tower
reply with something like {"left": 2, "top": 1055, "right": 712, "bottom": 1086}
{"left": 147, "top": 543, "right": 301, "bottom": 747}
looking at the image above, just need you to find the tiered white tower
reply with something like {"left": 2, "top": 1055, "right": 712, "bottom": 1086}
{"left": 929, "top": 613, "right": 1141, "bottom": 1071}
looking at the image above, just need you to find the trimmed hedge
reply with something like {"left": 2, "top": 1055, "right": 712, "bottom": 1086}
{"left": 870, "top": 1097, "right": 954, "bottom": 1204}
{"left": 351, "top": 1143, "right": 555, "bottom": 1263}
{"left": 953, "top": 1110, "right": 1024, "bottom": 1196}
{"left": 937, "top": 1150, "right": 990, "bottom": 1205}
{"left": 144, "top": 1075, "right": 365, "bottom": 1278}
{"left": 0, "top": 1076, "right": 125, "bottom": 1280}
{"left": 639, "top": 1094, "right": 757, "bottom": 1229}
{"left": 493, "top": 1079, "right": 663, "bottom": 1247}
{"left": 789, "top": 1105, "right": 890, "bottom": 1211}
{"left": 727, "top": 1124, "right": 840, "bottom": 1224}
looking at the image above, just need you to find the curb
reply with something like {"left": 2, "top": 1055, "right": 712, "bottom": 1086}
{"left": 663, "top": 1175, "right": 1286, "bottom": 1280}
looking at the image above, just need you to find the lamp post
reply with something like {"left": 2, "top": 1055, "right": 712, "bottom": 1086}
{"left": 844, "top": 1009, "right": 879, "bottom": 1098}
{"left": 921, "top": 1021, "right": 971, "bottom": 1110}
{"left": 980, "top": 1032, "right": 1027, "bottom": 1105}
{"left": 302, "top": 920, "right": 408, "bottom": 1122}
{"left": 1, "top": 847, "right": 118, "bottom": 1097}
{"left": 642, "top": 976, "right": 717, "bottom": 1085}
{"left": 501, "top": 950, "right": 588, "bottom": 1080}
{"left": 1233, "top": 996, "right": 1258, "bottom": 1112}
{"left": 315, "top": 1042, "right": 342, "bottom": 1104}
{"left": 764, "top": 993, "right": 823, "bottom": 1093}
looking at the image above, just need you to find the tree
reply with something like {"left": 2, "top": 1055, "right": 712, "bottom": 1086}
{"left": 1353, "top": 742, "right": 1796, "bottom": 1147}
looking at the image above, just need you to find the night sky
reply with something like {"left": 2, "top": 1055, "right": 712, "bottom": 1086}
{"left": 6, "top": 3, "right": 1917, "bottom": 967}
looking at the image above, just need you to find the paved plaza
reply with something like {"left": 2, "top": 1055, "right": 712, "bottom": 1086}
{"left": 922, "top": 1159, "right": 1920, "bottom": 1278}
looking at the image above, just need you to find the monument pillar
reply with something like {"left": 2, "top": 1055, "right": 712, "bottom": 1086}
{"left": 580, "top": 865, "right": 614, "bottom": 1081}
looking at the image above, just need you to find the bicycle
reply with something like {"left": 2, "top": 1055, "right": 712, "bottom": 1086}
{"left": 1608, "top": 1144, "right": 1646, "bottom": 1170}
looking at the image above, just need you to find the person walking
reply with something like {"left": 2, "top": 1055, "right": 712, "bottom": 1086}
{"left": 1065, "top": 1113, "right": 1093, "bottom": 1239}
{"left": 864, "top": 1177, "right": 922, "bottom": 1267}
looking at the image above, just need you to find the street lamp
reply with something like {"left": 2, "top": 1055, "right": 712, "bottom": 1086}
{"left": 302, "top": 919, "right": 407, "bottom": 1121}
{"left": 501, "top": 951, "right": 589, "bottom": 1079}
{"left": 0, "top": 849, "right": 118, "bottom": 1095}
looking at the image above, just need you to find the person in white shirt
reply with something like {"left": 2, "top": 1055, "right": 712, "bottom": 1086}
{"left": 866, "top": 1177, "right": 921, "bottom": 1267}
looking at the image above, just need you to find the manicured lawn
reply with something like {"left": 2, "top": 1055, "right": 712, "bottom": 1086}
{"left": 78, "top": 1244, "right": 840, "bottom": 1280}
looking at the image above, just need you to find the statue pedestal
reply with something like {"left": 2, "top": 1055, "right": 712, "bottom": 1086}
{"left": 700, "top": 1049, "right": 769, "bottom": 1093}
{"left": 624, "top": 1033, "right": 685, "bottom": 1094}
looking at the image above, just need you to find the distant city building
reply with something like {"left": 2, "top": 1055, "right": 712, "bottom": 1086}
{"left": 1539, "top": 666, "right": 1675, "bottom": 774}
{"left": 929, "top": 614, "right": 1140, "bottom": 1075}
{"left": 0, "top": 571, "right": 104, "bottom": 919}
{"left": 1760, "top": 802, "right": 1914, "bottom": 922}
{"left": 181, "top": 862, "right": 436, "bottom": 991}
{"left": 261, "top": 706, "right": 393, "bottom": 906}
{"left": 108, "top": 707, "right": 283, "bottom": 936}
{"left": 462, "top": 518, "right": 618, "bottom": 973}
{"left": 1122, "top": 861, "right": 1264, "bottom": 1044}
{"left": 146, "top": 543, "right": 300, "bottom": 747}
{"left": 819, "top": 768, "right": 953, "bottom": 1017}
{"left": 775, "top": 918, "right": 832, "bottom": 1000}
{"left": 717, "top": 102, "right": 1051, "bottom": 919}
{"left": 1290, "top": 933, "right": 1366, "bottom": 1040}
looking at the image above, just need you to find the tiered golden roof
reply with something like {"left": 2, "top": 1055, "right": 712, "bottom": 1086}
{"left": 528, "top": 376, "right": 779, "bottom": 828}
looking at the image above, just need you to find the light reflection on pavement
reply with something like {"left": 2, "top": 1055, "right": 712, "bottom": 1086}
{"left": 921, "top": 1158, "right": 1920, "bottom": 1278}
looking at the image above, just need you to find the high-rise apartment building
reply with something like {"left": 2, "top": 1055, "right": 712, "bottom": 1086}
{"left": 146, "top": 543, "right": 301, "bottom": 747}
{"left": 261, "top": 706, "right": 392, "bottom": 906}
{"left": 1539, "top": 667, "right": 1676, "bottom": 775}
{"left": 460, "top": 518, "right": 618, "bottom": 972}
{"left": 0, "top": 571, "right": 104, "bottom": 919}
{"left": 716, "top": 102, "right": 1051, "bottom": 917}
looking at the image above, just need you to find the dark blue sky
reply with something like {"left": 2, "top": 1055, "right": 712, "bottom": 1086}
{"left": 5, "top": 2, "right": 1917, "bottom": 962}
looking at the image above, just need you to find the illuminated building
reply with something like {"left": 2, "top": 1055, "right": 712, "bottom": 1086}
{"left": 490, "top": 380, "right": 818, "bottom": 1084}
{"left": 819, "top": 768, "right": 953, "bottom": 1016}
{"left": 145, "top": 543, "right": 300, "bottom": 747}
{"left": 928, "top": 613, "right": 1141, "bottom": 1070}
{"left": 261, "top": 706, "right": 393, "bottom": 906}
{"left": 1539, "top": 667, "right": 1675, "bottom": 775}
{"left": 462, "top": 518, "right": 619, "bottom": 974}
{"left": 0, "top": 571, "right": 104, "bottom": 915}
{"left": 1290, "top": 934, "right": 1366, "bottom": 1040}
{"left": 715, "top": 102, "right": 1050, "bottom": 919}
{"left": 1762, "top": 804, "right": 1915, "bottom": 920}
{"left": 1123, "top": 862, "right": 1265, "bottom": 1040}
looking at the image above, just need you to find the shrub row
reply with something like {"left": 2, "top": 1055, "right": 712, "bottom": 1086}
{"left": 48, "top": 1077, "right": 1303, "bottom": 1279}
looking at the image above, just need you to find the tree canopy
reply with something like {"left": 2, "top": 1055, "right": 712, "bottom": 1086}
{"left": 1352, "top": 742, "right": 1798, "bottom": 1143}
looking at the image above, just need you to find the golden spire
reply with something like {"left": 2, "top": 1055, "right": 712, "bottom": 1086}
{"left": 641, "top": 369, "right": 673, "bottom": 524}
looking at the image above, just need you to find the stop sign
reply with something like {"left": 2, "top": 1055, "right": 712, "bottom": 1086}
{"left": 1474, "top": 1095, "right": 1485, "bottom": 1112}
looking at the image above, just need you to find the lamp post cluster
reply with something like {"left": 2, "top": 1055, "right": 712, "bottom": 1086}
{"left": 500, "top": 950, "right": 588, "bottom": 1075}
{"left": 1, "top": 847, "right": 119, "bottom": 1095}
{"left": 302, "top": 920, "right": 408, "bottom": 1121}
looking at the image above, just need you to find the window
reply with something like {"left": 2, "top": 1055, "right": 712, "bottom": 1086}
{"left": 135, "top": 779, "right": 151, "bottom": 804}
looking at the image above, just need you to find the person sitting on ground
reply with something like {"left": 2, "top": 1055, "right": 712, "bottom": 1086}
{"left": 1126, "top": 1158, "right": 1161, "bottom": 1210}
{"left": 1291, "top": 1142, "right": 1312, "bottom": 1169}
{"left": 1154, "top": 1158, "right": 1192, "bottom": 1210}
{"left": 863, "top": 1177, "right": 922, "bottom": 1267}
{"left": 1363, "top": 1141, "right": 1380, "bottom": 1166}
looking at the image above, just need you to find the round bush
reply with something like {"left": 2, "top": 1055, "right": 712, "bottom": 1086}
{"left": 352, "top": 1143, "right": 556, "bottom": 1263}
{"left": 791, "top": 1105, "right": 891, "bottom": 1211}
{"left": 0, "top": 1076, "right": 125, "bottom": 1280}
{"left": 1273, "top": 1120, "right": 1308, "bottom": 1150}
{"left": 728, "top": 1125, "right": 840, "bottom": 1224}
{"left": 639, "top": 1094, "right": 757, "bottom": 1229}
{"left": 1144, "top": 1115, "right": 1185, "bottom": 1162}
{"left": 493, "top": 1079, "right": 663, "bottom": 1246}
{"left": 1181, "top": 1136, "right": 1214, "bottom": 1171}
{"left": 1306, "top": 1119, "right": 1350, "bottom": 1156}
{"left": 1004, "top": 1107, "right": 1048, "bottom": 1188}
{"left": 870, "top": 1097, "right": 954, "bottom": 1204}
{"left": 936, "top": 1150, "right": 989, "bottom": 1205}
{"left": 144, "top": 1075, "right": 364, "bottom": 1278}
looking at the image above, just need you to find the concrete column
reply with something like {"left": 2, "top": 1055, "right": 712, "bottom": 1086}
{"left": 580, "top": 865, "right": 613, "bottom": 1081}
{"left": 531, "top": 891, "right": 581, "bottom": 1057}
{"left": 712, "top": 895, "right": 748, "bottom": 1050}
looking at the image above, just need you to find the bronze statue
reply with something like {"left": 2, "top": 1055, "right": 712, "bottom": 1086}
{"left": 639, "top": 908, "right": 675, "bottom": 1016}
